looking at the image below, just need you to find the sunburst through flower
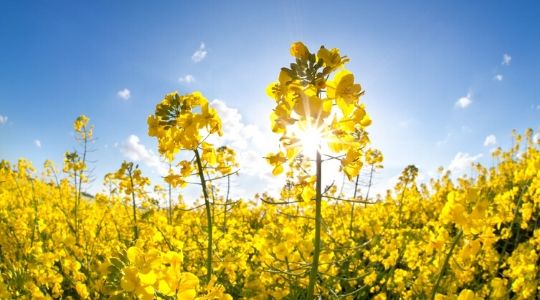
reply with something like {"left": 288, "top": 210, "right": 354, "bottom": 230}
{"left": 296, "top": 125, "right": 325, "bottom": 159}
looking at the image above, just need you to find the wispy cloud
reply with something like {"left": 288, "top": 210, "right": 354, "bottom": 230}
{"left": 483, "top": 134, "right": 496, "bottom": 146}
{"left": 455, "top": 93, "right": 472, "bottom": 109}
{"left": 0, "top": 114, "right": 7, "bottom": 125}
{"left": 178, "top": 74, "right": 195, "bottom": 84}
{"left": 119, "top": 134, "right": 167, "bottom": 176}
{"left": 34, "top": 139, "right": 41, "bottom": 148}
{"left": 206, "top": 99, "right": 287, "bottom": 198}
{"left": 448, "top": 152, "right": 482, "bottom": 174}
{"left": 117, "top": 88, "right": 131, "bottom": 100}
{"left": 192, "top": 43, "right": 207, "bottom": 63}
{"left": 210, "top": 99, "right": 275, "bottom": 177}
{"left": 494, "top": 74, "right": 503, "bottom": 81}
{"left": 502, "top": 53, "right": 512, "bottom": 66}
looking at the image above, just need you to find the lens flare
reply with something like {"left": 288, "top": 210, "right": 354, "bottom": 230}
{"left": 298, "top": 126, "right": 323, "bottom": 158}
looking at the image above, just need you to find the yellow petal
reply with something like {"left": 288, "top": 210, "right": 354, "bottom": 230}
{"left": 272, "top": 165, "right": 284, "bottom": 176}
{"left": 177, "top": 289, "right": 197, "bottom": 300}
{"left": 138, "top": 271, "right": 157, "bottom": 286}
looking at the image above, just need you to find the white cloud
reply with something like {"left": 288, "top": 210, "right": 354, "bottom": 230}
{"left": 448, "top": 152, "right": 483, "bottom": 174}
{"left": 192, "top": 43, "right": 207, "bottom": 63}
{"left": 494, "top": 74, "right": 503, "bottom": 81}
{"left": 534, "top": 133, "right": 540, "bottom": 143}
{"left": 502, "top": 53, "right": 512, "bottom": 66}
{"left": 203, "top": 99, "right": 292, "bottom": 199}
{"left": 484, "top": 134, "right": 497, "bottom": 146}
{"left": 34, "top": 139, "right": 41, "bottom": 148}
{"left": 178, "top": 74, "right": 195, "bottom": 84}
{"left": 210, "top": 99, "right": 276, "bottom": 177}
{"left": 119, "top": 135, "right": 167, "bottom": 176}
{"left": 455, "top": 93, "right": 472, "bottom": 109}
{"left": 117, "top": 88, "right": 131, "bottom": 100}
{"left": 0, "top": 115, "right": 7, "bottom": 125}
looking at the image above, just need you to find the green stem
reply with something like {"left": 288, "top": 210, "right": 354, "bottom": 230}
{"left": 75, "top": 133, "right": 88, "bottom": 243}
{"left": 223, "top": 175, "right": 230, "bottom": 232}
{"left": 307, "top": 150, "right": 322, "bottom": 299}
{"left": 73, "top": 169, "right": 79, "bottom": 242}
{"left": 430, "top": 230, "right": 463, "bottom": 300}
{"left": 365, "top": 164, "right": 374, "bottom": 208}
{"left": 195, "top": 149, "right": 213, "bottom": 283}
{"left": 168, "top": 182, "right": 172, "bottom": 225}
{"left": 349, "top": 173, "right": 360, "bottom": 237}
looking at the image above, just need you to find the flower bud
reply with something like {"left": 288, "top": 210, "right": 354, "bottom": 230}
{"left": 290, "top": 41, "right": 309, "bottom": 59}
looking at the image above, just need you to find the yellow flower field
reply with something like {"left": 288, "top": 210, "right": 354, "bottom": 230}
{"left": 0, "top": 42, "right": 539, "bottom": 299}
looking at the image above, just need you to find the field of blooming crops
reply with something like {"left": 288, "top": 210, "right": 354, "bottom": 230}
{"left": 0, "top": 42, "right": 539, "bottom": 299}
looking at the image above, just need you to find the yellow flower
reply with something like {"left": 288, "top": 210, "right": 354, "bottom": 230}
{"left": 457, "top": 289, "right": 480, "bottom": 300}
{"left": 73, "top": 115, "right": 89, "bottom": 131}
{"left": 292, "top": 94, "right": 331, "bottom": 121}
{"left": 290, "top": 41, "right": 310, "bottom": 59}
{"left": 202, "top": 142, "right": 217, "bottom": 165}
{"left": 75, "top": 283, "right": 89, "bottom": 299}
{"left": 120, "top": 266, "right": 139, "bottom": 292}
{"left": 364, "top": 271, "right": 378, "bottom": 285}
{"left": 317, "top": 46, "right": 344, "bottom": 68}
{"left": 490, "top": 278, "right": 507, "bottom": 299}
{"left": 327, "top": 70, "right": 363, "bottom": 114}
{"left": 266, "top": 151, "right": 287, "bottom": 175}
{"left": 148, "top": 91, "right": 224, "bottom": 155}
{"left": 374, "top": 292, "right": 387, "bottom": 300}
{"left": 341, "top": 147, "right": 363, "bottom": 180}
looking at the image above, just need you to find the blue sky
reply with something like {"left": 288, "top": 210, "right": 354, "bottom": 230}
{"left": 1, "top": 1, "right": 540, "bottom": 200}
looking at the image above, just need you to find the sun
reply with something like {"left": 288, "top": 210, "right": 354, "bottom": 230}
{"left": 298, "top": 126, "right": 324, "bottom": 158}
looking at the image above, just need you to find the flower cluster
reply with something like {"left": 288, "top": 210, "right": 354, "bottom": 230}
{"left": 266, "top": 42, "right": 374, "bottom": 179}
{"left": 147, "top": 91, "right": 222, "bottom": 159}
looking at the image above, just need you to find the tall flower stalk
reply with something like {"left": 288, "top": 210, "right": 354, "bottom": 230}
{"left": 147, "top": 91, "right": 237, "bottom": 283}
{"left": 265, "top": 42, "right": 379, "bottom": 298}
